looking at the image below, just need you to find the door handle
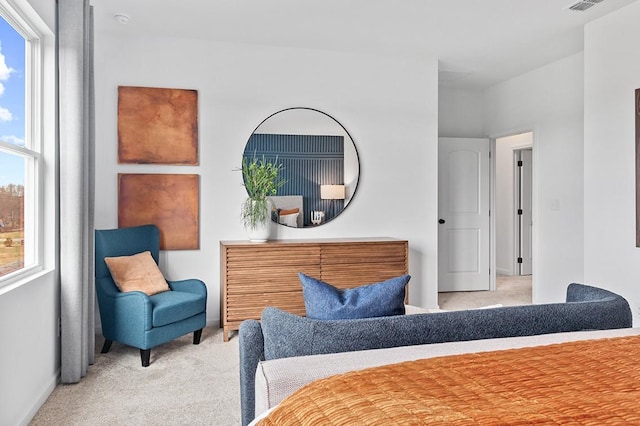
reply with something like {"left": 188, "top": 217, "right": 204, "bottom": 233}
{"left": 439, "top": 219, "right": 445, "bottom": 224}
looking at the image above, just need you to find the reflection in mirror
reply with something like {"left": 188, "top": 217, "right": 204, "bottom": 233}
{"left": 243, "top": 108, "right": 359, "bottom": 228}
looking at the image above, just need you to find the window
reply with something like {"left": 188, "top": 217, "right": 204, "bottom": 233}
{"left": 0, "top": 5, "right": 43, "bottom": 284}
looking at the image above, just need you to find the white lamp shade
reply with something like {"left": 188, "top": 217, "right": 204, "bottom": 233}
{"left": 320, "top": 184, "right": 345, "bottom": 200}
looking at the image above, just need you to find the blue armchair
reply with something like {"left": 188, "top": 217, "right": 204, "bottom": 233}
{"left": 95, "top": 224, "right": 207, "bottom": 367}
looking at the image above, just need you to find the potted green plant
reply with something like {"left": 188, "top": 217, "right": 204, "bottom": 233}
{"left": 239, "top": 154, "right": 286, "bottom": 241}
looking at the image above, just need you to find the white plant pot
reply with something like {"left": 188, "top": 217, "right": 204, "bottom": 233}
{"left": 246, "top": 220, "right": 270, "bottom": 242}
{"left": 244, "top": 198, "right": 272, "bottom": 242}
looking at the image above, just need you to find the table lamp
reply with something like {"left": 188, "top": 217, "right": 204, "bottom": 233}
{"left": 320, "top": 184, "right": 345, "bottom": 220}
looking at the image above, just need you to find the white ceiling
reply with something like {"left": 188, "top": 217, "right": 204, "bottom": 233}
{"left": 91, "top": 0, "right": 638, "bottom": 90}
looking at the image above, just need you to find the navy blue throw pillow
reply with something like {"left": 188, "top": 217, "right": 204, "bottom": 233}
{"left": 298, "top": 273, "right": 410, "bottom": 320}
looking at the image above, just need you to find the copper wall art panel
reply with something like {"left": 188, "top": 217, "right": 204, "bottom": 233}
{"left": 118, "top": 174, "right": 199, "bottom": 250}
{"left": 118, "top": 86, "right": 198, "bottom": 165}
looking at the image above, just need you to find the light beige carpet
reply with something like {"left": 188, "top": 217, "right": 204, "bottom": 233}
{"left": 438, "top": 275, "right": 532, "bottom": 310}
{"left": 30, "top": 327, "right": 241, "bottom": 426}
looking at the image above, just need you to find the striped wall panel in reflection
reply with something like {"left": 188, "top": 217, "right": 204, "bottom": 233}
{"left": 244, "top": 133, "right": 344, "bottom": 225}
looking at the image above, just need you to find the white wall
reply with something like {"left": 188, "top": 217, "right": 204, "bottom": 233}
{"left": 0, "top": 2, "right": 58, "bottom": 425}
{"left": 0, "top": 272, "right": 59, "bottom": 425}
{"left": 584, "top": 0, "right": 640, "bottom": 325}
{"left": 25, "top": 0, "right": 54, "bottom": 28}
{"left": 92, "top": 33, "right": 440, "bottom": 324}
{"left": 483, "top": 53, "right": 585, "bottom": 303}
{"left": 438, "top": 86, "right": 485, "bottom": 138}
{"left": 495, "top": 133, "right": 533, "bottom": 276}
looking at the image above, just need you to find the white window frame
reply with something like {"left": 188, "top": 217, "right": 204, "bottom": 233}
{"left": 0, "top": 0, "right": 54, "bottom": 290}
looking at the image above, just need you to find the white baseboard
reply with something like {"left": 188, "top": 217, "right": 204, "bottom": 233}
{"left": 18, "top": 368, "right": 59, "bottom": 426}
{"left": 496, "top": 267, "right": 512, "bottom": 276}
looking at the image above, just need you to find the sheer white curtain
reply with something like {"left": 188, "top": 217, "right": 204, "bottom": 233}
{"left": 58, "top": 0, "right": 95, "bottom": 383}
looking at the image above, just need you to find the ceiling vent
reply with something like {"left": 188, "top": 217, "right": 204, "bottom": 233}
{"left": 566, "top": 0, "right": 604, "bottom": 12}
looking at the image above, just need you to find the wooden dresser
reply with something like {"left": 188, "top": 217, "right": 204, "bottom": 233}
{"left": 220, "top": 238, "right": 408, "bottom": 341}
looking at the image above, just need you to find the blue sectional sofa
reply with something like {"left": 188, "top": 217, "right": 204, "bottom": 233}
{"left": 238, "top": 283, "right": 632, "bottom": 425}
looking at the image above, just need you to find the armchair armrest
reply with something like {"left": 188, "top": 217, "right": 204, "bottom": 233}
{"left": 168, "top": 278, "right": 207, "bottom": 298}
{"left": 95, "top": 277, "right": 153, "bottom": 345}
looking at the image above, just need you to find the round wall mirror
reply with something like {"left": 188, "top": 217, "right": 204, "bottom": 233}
{"left": 243, "top": 107, "right": 360, "bottom": 228}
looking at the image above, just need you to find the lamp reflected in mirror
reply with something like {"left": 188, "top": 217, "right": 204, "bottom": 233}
{"left": 321, "top": 184, "right": 345, "bottom": 221}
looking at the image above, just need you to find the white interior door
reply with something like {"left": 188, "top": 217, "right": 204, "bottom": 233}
{"left": 517, "top": 149, "right": 533, "bottom": 275}
{"left": 438, "top": 138, "right": 491, "bottom": 292}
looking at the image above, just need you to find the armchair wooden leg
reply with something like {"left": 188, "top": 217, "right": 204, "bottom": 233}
{"left": 193, "top": 328, "right": 203, "bottom": 345}
{"left": 101, "top": 339, "right": 113, "bottom": 354}
{"left": 140, "top": 349, "right": 150, "bottom": 367}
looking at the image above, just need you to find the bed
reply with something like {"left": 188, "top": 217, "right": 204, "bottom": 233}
{"left": 251, "top": 328, "right": 640, "bottom": 425}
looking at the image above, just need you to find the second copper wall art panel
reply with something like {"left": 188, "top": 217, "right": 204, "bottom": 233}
{"left": 118, "top": 173, "right": 199, "bottom": 250}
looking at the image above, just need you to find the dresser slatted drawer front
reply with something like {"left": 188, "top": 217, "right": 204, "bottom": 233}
{"left": 225, "top": 245, "right": 319, "bottom": 294}
{"left": 223, "top": 244, "right": 318, "bottom": 323}
{"left": 226, "top": 266, "right": 320, "bottom": 294}
{"left": 225, "top": 292, "right": 306, "bottom": 322}
{"left": 320, "top": 263, "right": 409, "bottom": 288}
{"left": 321, "top": 242, "right": 407, "bottom": 265}
{"left": 320, "top": 242, "right": 408, "bottom": 288}
{"left": 220, "top": 238, "right": 408, "bottom": 341}
{"left": 226, "top": 245, "right": 320, "bottom": 268}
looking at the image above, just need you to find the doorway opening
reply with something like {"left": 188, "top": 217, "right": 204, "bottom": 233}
{"left": 437, "top": 133, "right": 533, "bottom": 310}
{"left": 492, "top": 132, "right": 533, "bottom": 306}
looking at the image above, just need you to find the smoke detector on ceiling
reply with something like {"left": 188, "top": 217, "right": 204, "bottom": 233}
{"left": 566, "top": 0, "right": 604, "bottom": 12}
{"left": 114, "top": 13, "right": 131, "bottom": 24}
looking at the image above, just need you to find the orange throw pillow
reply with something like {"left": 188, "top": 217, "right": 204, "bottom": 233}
{"left": 104, "top": 251, "right": 170, "bottom": 296}
{"left": 279, "top": 208, "right": 299, "bottom": 216}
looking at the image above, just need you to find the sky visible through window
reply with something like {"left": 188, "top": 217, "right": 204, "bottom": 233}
{"left": 0, "top": 16, "right": 25, "bottom": 277}
{"left": 0, "top": 16, "right": 25, "bottom": 187}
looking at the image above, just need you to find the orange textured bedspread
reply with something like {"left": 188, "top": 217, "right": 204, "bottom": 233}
{"left": 258, "top": 335, "right": 640, "bottom": 425}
